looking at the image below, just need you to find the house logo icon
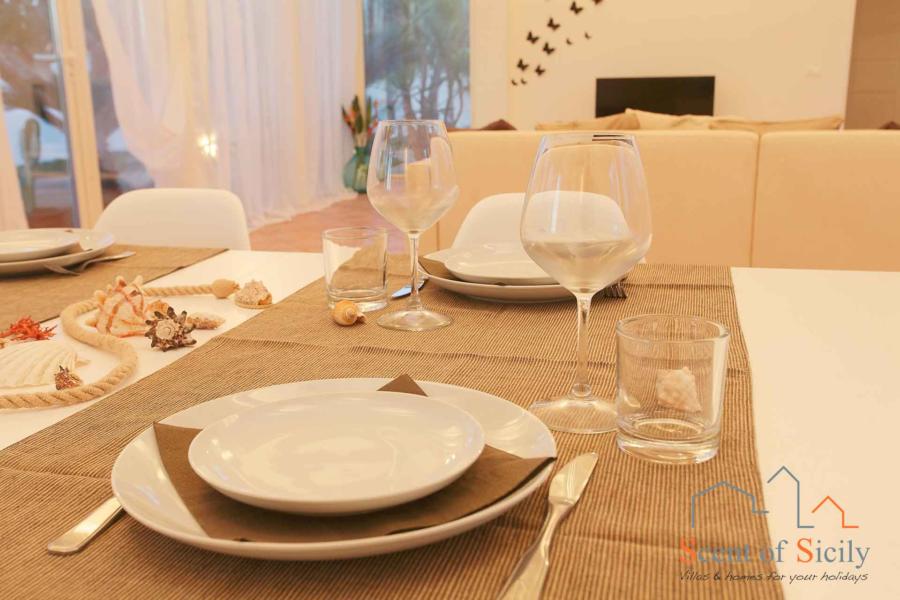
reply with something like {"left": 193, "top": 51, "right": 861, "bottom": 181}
{"left": 692, "top": 466, "right": 860, "bottom": 530}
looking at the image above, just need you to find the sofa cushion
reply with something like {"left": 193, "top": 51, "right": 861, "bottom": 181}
{"left": 445, "top": 130, "right": 759, "bottom": 266}
{"left": 753, "top": 131, "right": 900, "bottom": 270}
{"left": 535, "top": 111, "right": 640, "bottom": 131}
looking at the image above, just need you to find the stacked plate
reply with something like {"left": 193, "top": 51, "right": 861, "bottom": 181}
{"left": 0, "top": 228, "right": 115, "bottom": 276}
{"left": 112, "top": 378, "right": 556, "bottom": 560}
{"left": 423, "top": 242, "right": 570, "bottom": 302}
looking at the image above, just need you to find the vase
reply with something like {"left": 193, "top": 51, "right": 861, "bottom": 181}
{"left": 342, "top": 146, "right": 370, "bottom": 193}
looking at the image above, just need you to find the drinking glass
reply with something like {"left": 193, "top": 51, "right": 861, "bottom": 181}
{"left": 521, "top": 133, "right": 652, "bottom": 434}
{"left": 367, "top": 120, "right": 459, "bottom": 331}
{"left": 322, "top": 226, "right": 388, "bottom": 311}
{"left": 616, "top": 315, "right": 730, "bottom": 464}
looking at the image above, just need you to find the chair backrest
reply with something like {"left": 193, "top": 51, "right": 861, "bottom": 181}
{"left": 753, "top": 131, "right": 900, "bottom": 271}
{"left": 451, "top": 193, "right": 525, "bottom": 248}
{"left": 445, "top": 130, "right": 759, "bottom": 266}
{"left": 94, "top": 188, "right": 251, "bottom": 250}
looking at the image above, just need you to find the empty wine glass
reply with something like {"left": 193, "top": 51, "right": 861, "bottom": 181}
{"left": 521, "top": 133, "right": 653, "bottom": 434}
{"left": 367, "top": 120, "right": 459, "bottom": 331}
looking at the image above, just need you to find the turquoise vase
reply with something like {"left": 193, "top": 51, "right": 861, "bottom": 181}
{"left": 342, "top": 145, "right": 370, "bottom": 193}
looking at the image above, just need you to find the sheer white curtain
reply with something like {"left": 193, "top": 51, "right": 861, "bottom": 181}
{"left": 93, "top": 0, "right": 357, "bottom": 228}
{"left": 0, "top": 89, "right": 28, "bottom": 230}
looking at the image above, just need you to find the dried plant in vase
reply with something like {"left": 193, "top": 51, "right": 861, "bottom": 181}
{"left": 340, "top": 94, "right": 379, "bottom": 193}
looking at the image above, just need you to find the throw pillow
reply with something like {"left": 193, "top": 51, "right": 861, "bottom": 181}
{"left": 709, "top": 115, "right": 844, "bottom": 134}
{"left": 535, "top": 111, "right": 640, "bottom": 131}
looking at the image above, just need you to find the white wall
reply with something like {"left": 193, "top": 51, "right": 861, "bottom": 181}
{"left": 471, "top": 0, "right": 857, "bottom": 129}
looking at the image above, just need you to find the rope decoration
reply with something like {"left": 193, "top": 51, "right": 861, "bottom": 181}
{"left": 0, "top": 282, "right": 221, "bottom": 410}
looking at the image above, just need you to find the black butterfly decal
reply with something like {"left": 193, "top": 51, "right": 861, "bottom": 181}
{"left": 593, "top": 0, "right": 603, "bottom": 5}
{"left": 547, "top": 18, "right": 560, "bottom": 31}
{"left": 566, "top": 38, "right": 573, "bottom": 45}
{"left": 520, "top": 78, "right": 528, "bottom": 85}
{"left": 511, "top": 79, "right": 518, "bottom": 86}
{"left": 516, "top": 58, "right": 529, "bottom": 71}
{"left": 542, "top": 42, "right": 556, "bottom": 55}
{"left": 570, "top": 2, "right": 584, "bottom": 14}
{"left": 584, "top": 31, "right": 592, "bottom": 40}
{"left": 526, "top": 31, "right": 539, "bottom": 44}
{"left": 535, "top": 65, "right": 546, "bottom": 76}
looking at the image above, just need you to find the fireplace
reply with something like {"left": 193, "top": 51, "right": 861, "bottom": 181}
{"left": 595, "top": 76, "right": 715, "bottom": 117}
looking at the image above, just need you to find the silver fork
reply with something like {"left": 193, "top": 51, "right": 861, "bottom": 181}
{"left": 44, "top": 251, "right": 136, "bottom": 276}
{"left": 599, "top": 280, "right": 627, "bottom": 299}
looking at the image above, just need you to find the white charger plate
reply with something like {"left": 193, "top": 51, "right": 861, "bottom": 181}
{"left": 188, "top": 391, "right": 486, "bottom": 515}
{"left": 424, "top": 249, "right": 572, "bottom": 303}
{"left": 0, "top": 229, "right": 115, "bottom": 276}
{"left": 444, "top": 243, "right": 555, "bottom": 286}
{"left": 0, "top": 229, "right": 79, "bottom": 262}
{"left": 111, "top": 378, "right": 556, "bottom": 560}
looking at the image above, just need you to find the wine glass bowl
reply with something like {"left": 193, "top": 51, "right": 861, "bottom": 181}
{"left": 521, "top": 133, "right": 652, "bottom": 434}
{"left": 367, "top": 120, "right": 459, "bottom": 331}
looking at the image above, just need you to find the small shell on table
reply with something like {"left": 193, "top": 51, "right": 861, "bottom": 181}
{"left": 186, "top": 312, "right": 225, "bottom": 330}
{"left": 234, "top": 280, "right": 272, "bottom": 309}
{"left": 211, "top": 278, "right": 240, "bottom": 299}
{"left": 54, "top": 366, "right": 83, "bottom": 390}
{"left": 0, "top": 341, "right": 78, "bottom": 387}
{"left": 332, "top": 300, "right": 366, "bottom": 326}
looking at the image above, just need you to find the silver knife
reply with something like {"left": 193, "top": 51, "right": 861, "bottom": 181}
{"left": 497, "top": 453, "right": 599, "bottom": 600}
{"left": 47, "top": 497, "right": 123, "bottom": 554}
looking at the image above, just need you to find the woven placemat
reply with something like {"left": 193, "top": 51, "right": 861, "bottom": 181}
{"left": 0, "top": 263, "right": 781, "bottom": 599}
{"left": 0, "top": 244, "right": 225, "bottom": 326}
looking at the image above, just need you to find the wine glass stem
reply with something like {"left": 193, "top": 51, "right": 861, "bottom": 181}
{"left": 571, "top": 293, "right": 594, "bottom": 398}
{"left": 406, "top": 232, "right": 423, "bottom": 311}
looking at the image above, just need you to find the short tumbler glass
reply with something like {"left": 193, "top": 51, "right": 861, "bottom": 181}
{"left": 615, "top": 315, "right": 730, "bottom": 464}
{"left": 322, "top": 226, "right": 388, "bottom": 312}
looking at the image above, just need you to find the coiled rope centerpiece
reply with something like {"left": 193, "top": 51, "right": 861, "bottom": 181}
{"left": 0, "top": 282, "right": 227, "bottom": 409}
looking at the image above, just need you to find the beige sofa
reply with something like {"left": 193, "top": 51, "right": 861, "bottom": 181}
{"left": 437, "top": 130, "right": 900, "bottom": 271}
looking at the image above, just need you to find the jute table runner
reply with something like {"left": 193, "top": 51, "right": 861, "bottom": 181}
{"left": 0, "top": 263, "right": 782, "bottom": 599}
{"left": 0, "top": 245, "right": 225, "bottom": 326}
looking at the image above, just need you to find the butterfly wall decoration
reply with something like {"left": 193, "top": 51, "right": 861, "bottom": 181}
{"left": 511, "top": 0, "right": 607, "bottom": 87}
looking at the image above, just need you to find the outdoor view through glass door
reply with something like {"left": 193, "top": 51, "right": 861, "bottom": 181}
{"left": 0, "top": 0, "right": 78, "bottom": 227}
{"left": 0, "top": 0, "right": 152, "bottom": 228}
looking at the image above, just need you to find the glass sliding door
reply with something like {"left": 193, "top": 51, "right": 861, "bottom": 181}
{"left": 0, "top": 0, "right": 80, "bottom": 227}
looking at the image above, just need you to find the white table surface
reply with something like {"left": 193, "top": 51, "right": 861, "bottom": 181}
{"left": 1, "top": 251, "right": 897, "bottom": 598}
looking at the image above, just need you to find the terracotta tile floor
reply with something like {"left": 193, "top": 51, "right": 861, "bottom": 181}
{"left": 249, "top": 195, "right": 409, "bottom": 253}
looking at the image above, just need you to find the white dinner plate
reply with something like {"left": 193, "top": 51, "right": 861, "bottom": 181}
{"left": 0, "top": 229, "right": 79, "bottom": 263}
{"left": 443, "top": 243, "right": 555, "bottom": 286}
{"left": 424, "top": 249, "right": 572, "bottom": 303}
{"left": 0, "top": 229, "right": 115, "bottom": 276}
{"left": 188, "top": 391, "right": 486, "bottom": 515}
{"left": 111, "top": 378, "right": 556, "bottom": 560}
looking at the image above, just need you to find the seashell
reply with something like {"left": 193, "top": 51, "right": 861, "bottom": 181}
{"left": 54, "top": 366, "right": 83, "bottom": 390}
{"left": 235, "top": 280, "right": 272, "bottom": 309}
{"left": 145, "top": 299, "right": 171, "bottom": 318}
{"left": 331, "top": 300, "right": 366, "bottom": 326}
{"left": 186, "top": 312, "right": 225, "bottom": 330}
{"left": 655, "top": 367, "right": 701, "bottom": 412}
{"left": 92, "top": 275, "right": 149, "bottom": 337}
{"left": 211, "top": 278, "right": 240, "bottom": 299}
{"left": 0, "top": 341, "right": 79, "bottom": 387}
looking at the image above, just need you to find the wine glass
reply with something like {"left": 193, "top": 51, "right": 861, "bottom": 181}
{"left": 521, "top": 133, "right": 652, "bottom": 434}
{"left": 367, "top": 120, "right": 459, "bottom": 331}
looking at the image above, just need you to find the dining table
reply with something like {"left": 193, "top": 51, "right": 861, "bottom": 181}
{"left": 0, "top": 249, "right": 897, "bottom": 599}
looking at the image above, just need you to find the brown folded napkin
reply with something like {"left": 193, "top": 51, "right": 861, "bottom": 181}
{"left": 154, "top": 375, "right": 554, "bottom": 543}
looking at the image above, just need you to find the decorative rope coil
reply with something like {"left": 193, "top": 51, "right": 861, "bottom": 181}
{"left": 0, "top": 283, "right": 217, "bottom": 409}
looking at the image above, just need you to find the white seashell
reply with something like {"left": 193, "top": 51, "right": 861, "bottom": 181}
{"left": 0, "top": 341, "right": 79, "bottom": 388}
{"left": 655, "top": 367, "right": 702, "bottom": 412}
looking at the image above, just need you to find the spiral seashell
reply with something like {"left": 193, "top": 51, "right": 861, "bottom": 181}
{"left": 211, "top": 278, "right": 240, "bottom": 299}
{"left": 331, "top": 300, "right": 366, "bottom": 326}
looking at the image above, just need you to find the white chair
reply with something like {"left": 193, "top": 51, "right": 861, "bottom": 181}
{"left": 94, "top": 188, "right": 251, "bottom": 250}
{"left": 450, "top": 193, "right": 525, "bottom": 248}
